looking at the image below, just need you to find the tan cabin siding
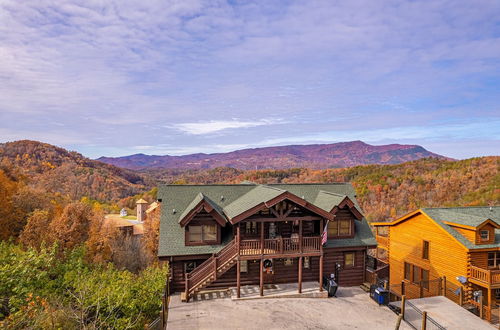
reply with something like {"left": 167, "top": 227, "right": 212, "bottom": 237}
{"left": 451, "top": 226, "right": 476, "bottom": 244}
{"left": 470, "top": 251, "right": 489, "bottom": 269}
{"left": 388, "top": 213, "right": 468, "bottom": 289}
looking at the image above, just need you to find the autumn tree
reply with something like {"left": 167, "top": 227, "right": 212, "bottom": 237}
{"left": 19, "top": 210, "right": 53, "bottom": 249}
{"left": 49, "top": 202, "right": 94, "bottom": 250}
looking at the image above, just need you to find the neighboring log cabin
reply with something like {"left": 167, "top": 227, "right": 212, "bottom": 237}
{"left": 372, "top": 206, "right": 500, "bottom": 320}
{"left": 157, "top": 182, "right": 376, "bottom": 302}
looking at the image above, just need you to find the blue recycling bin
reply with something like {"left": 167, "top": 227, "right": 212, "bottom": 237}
{"left": 374, "top": 287, "right": 389, "bottom": 305}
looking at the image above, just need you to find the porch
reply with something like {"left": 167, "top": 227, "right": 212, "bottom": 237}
{"left": 470, "top": 265, "right": 500, "bottom": 288}
{"left": 239, "top": 236, "right": 322, "bottom": 257}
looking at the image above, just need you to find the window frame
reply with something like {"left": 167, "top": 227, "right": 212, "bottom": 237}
{"left": 422, "top": 269, "right": 429, "bottom": 290}
{"left": 412, "top": 265, "right": 421, "bottom": 284}
{"left": 422, "top": 240, "right": 430, "bottom": 260}
{"left": 488, "top": 252, "right": 500, "bottom": 268}
{"left": 480, "top": 230, "right": 490, "bottom": 241}
{"left": 184, "top": 261, "right": 197, "bottom": 274}
{"left": 328, "top": 219, "right": 354, "bottom": 238}
{"left": 344, "top": 252, "right": 355, "bottom": 268}
{"left": 185, "top": 222, "right": 220, "bottom": 246}
{"left": 404, "top": 262, "right": 411, "bottom": 281}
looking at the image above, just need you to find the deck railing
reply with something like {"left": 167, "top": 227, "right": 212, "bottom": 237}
{"left": 240, "top": 236, "right": 321, "bottom": 256}
{"left": 470, "top": 265, "right": 500, "bottom": 285}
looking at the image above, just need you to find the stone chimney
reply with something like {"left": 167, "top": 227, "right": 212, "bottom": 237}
{"left": 136, "top": 198, "right": 149, "bottom": 222}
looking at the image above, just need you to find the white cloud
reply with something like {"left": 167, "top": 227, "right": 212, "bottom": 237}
{"left": 170, "top": 119, "right": 280, "bottom": 135}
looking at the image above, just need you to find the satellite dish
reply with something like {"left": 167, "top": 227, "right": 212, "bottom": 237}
{"left": 456, "top": 276, "right": 467, "bottom": 284}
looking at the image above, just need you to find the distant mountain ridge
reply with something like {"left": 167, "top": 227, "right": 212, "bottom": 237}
{"left": 97, "top": 141, "right": 450, "bottom": 170}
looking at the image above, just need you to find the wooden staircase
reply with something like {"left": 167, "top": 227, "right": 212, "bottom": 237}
{"left": 182, "top": 239, "right": 238, "bottom": 302}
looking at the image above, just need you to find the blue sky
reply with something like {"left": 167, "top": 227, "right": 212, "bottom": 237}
{"left": 0, "top": 0, "right": 499, "bottom": 159}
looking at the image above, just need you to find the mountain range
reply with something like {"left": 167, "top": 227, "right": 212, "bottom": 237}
{"left": 98, "top": 141, "right": 449, "bottom": 170}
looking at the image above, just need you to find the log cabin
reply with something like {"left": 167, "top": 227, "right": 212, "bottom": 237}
{"left": 372, "top": 206, "right": 500, "bottom": 320}
{"left": 157, "top": 182, "right": 376, "bottom": 302}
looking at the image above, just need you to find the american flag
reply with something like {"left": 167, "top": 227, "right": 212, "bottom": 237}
{"left": 321, "top": 220, "right": 329, "bottom": 245}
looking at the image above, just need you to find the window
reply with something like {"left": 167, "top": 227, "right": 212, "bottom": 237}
{"left": 187, "top": 224, "right": 218, "bottom": 244}
{"left": 184, "top": 261, "right": 197, "bottom": 274}
{"left": 344, "top": 252, "right": 355, "bottom": 267}
{"left": 240, "top": 260, "right": 248, "bottom": 273}
{"left": 480, "top": 230, "right": 490, "bottom": 241}
{"left": 245, "top": 221, "right": 258, "bottom": 235}
{"left": 304, "top": 257, "right": 310, "bottom": 269}
{"left": 404, "top": 262, "right": 411, "bottom": 280}
{"left": 422, "top": 240, "right": 429, "bottom": 260}
{"left": 328, "top": 219, "right": 352, "bottom": 237}
{"left": 328, "top": 220, "right": 338, "bottom": 236}
{"left": 488, "top": 252, "right": 500, "bottom": 268}
{"left": 422, "top": 269, "right": 429, "bottom": 289}
{"left": 412, "top": 265, "right": 421, "bottom": 284}
{"left": 188, "top": 225, "right": 202, "bottom": 243}
{"left": 339, "top": 219, "right": 351, "bottom": 236}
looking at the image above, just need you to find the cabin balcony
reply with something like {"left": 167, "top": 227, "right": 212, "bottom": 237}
{"left": 470, "top": 265, "right": 500, "bottom": 288}
{"left": 239, "top": 236, "right": 321, "bottom": 258}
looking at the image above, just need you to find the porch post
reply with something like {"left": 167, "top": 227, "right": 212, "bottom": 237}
{"left": 319, "top": 218, "right": 324, "bottom": 292}
{"left": 299, "top": 220, "right": 303, "bottom": 253}
{"left": 260, "top": 221, "right": 264, "bottom": 255}
{"left": 319, "top": 254, "right": 324, "bottom": 292}
{"left": 260, "top": 258, "right": 264, "bottom": 296}
{"left": 237, "top": 224, "right": 241, "bottom": 298}
{"left": 298, "top": 256, "right": 303, "bottom": 293}
{"left": 488, "top": 289, "right": 492, "bottom": 321}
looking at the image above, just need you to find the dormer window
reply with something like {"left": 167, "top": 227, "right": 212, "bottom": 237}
{"left": 187, "top": 224, "right": 218, "bottom": 245}
{"left": 480, "top": 230, "right": 490, "bottom": 241}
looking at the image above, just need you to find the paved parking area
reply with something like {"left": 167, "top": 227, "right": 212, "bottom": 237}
{"left": 393, "top": 296, "right": 495, "bottom": 329}
{"left": 167, "top": 287, "right": 412, "bottom": 329}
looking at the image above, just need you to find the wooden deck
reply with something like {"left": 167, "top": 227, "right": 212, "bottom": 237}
{"left": 239, "top": 236, "right": 321, "bottom": 258}
{"left": 470, "top": 265, "right": 500, "bottom": 288}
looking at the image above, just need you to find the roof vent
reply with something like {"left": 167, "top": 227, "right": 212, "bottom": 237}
{"left": 491, "top": 206, "right": 493, "bottom": 211}
{"left": 172, "top": 209, "right": 176, "bottom": 214}
{"left": 221, "top": 195, "right": 225, "bottom": 201}
{"left": 302, "top": 195, "right": 305, "bottom": 199}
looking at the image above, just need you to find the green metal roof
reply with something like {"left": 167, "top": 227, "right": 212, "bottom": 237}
{"left": 158, "top": 183, "right": 374, "bottom": 257}
{"left": 422, "top": 206, "right": 500, "bottom": 250}
{"left": 177, "top": 193, "right": 226, "bottom": 224}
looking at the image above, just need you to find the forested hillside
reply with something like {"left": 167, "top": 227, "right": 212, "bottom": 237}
{"left": 0, "top": 140, "right": 152, "bottom": 201}
{"left": 148, "top": 157, "right": 499, "bottom": 220}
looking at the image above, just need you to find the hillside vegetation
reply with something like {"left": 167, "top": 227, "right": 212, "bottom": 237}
{"left": 149, "top": 157, "right": 499, "bottom": 220}
{"left": 0, "top": 140, "right": 152, "bottom": 201}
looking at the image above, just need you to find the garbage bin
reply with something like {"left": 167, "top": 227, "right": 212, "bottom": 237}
{"left": 374, "top": 287, "right": 389, "bottom": 305}
{"left": 322, "top": 275, "right": 338, "bottom": 297}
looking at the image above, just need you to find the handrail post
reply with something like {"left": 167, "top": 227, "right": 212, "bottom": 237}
{"left": 459, "top": 287, "right": 464, "bottom": 306}
{"left": 421, "top": 311, "right": 427, "bottom": 330}
{"left": 480, "top": 295, "right": 484, "bottom": 319}
{"left": 401, "top": 295, "right": 406, "bottom": 319}
{"left": 213, "top": 255, "right": 217, "bottom": 281}
{"left": 401, "top": 280, "right": 405, "bottom": 296}
{"left": 443, "top": 276, "right": 447, "bottom": 297}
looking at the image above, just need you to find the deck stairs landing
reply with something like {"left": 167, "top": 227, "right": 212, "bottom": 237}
{"left": 181, "top": 239, "right": 238, "bottom": 302}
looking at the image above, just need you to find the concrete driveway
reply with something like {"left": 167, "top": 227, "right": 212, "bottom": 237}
{"left": 167, "top": 287, "right": 412, "bottom": 330}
